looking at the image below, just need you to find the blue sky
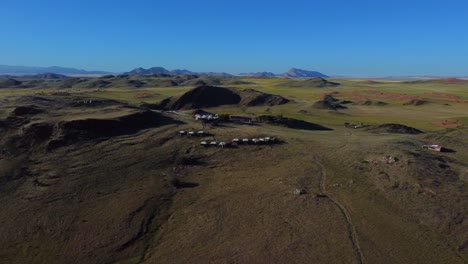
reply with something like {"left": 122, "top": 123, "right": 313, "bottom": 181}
{"left": 1, "top": 0, "right": 468, "bottom": 76}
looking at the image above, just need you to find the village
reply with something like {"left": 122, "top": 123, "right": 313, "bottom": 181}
{"left": 176, "top": 112, "right": 281, "bottom": 148}
{"left": 178, "top": 129, "right": 279, "bottom": 149}
{"left": 185, "top": 111, "right": 451, "bottom": 153}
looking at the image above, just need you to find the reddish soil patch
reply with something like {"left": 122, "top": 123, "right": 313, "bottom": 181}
{"left": 343, "top": 90, "right": 468, "bottom": 105}
{"left": 322, "top": 91, "right": 340, "bottom": 98}
{"left": 360, "top": 80, "right": 379, "bottom": 84}
{"left": 424, "top": 92, "right": 467, "bottom": 103}
{"left": 433, "top": 120, "right": 463, "bottom": 128}
{"left": 83, "top": 89, "right": 99, "bottom": 93}
{"left": 433, "top": 78, "right": 468, "bottom": 84}
{"left": 344, "top": 90, "right": 422, "bottom": 103}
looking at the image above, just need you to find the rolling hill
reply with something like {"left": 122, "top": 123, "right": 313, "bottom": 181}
{"left": 150, "top": 85, "right": 290, "bottom": 110}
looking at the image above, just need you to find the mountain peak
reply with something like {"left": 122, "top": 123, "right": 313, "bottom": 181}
{"left": 125, "top": 67, "right": 171, "bottom": 75}
{"left": 285, "top": 68, "right": 328, "bottom": 78}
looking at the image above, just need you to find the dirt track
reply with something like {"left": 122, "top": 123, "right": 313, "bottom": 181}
{"left": 314, "top": 155, "right": 365, "bottom": 264}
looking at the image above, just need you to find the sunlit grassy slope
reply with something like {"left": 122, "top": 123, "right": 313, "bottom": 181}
{"left": 2, "top": 77, "right": 465, "bottom": 131}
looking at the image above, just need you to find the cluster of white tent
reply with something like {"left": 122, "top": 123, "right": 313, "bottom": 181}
{"left": 178, "top": 127, "right": 279, "bottom": 148}
{"left": 200, "top": 137, "right": 278, "bottom": 148}
{"left": 232, "top": 137, "right": 277, "bottom": 144}
{"left": 194, "top": 114, "right": 219, "bottom": 121}
{"left": 178, "top": 130, "right": 207, "bottom": 136}
{"left": 200, "top": 141, "right": 228, "bottom": 148}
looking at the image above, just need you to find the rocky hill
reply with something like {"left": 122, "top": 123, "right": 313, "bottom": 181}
{"left": 151, "top": 85, "right": 290, "bottom": 110}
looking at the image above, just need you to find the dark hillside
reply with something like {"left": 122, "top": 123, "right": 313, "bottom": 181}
{"left": 153, "top": 86, "right": 289, "bottom": 110}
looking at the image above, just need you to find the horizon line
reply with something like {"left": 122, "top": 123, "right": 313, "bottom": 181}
{"left": 0, "top": 64, "right": 467, "bottom": 78}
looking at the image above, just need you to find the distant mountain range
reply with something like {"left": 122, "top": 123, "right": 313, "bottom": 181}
{"left": 0, "top": 65, "right": 111, "bottom": 75}
{"left": 2, "top": 64, "right": 465, "bottom": 79}
{"left": 126, "top": 67, "right": 171, "bottom": 75}
{"left": 24, "top": 73, "right": 69, "bottom": 80}
{"left": 239, "top": 68, "right": 329, "bottom": 78}
{"left": 125, "top": 67, "right": 329, "bottom": 78}
{"left": 124, "top": 67, "right": 232, "bottom": 77}
{"left": 284, "top": 68, "right": 328, "bottom": 78}
{"left": 1, "top": 64, "right": 329, "bottom": 78}
{"left": 238, "top": 72, "right": 278, "bottom": 77}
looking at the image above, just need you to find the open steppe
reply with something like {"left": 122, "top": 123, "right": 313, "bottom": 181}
{"left": 0, "top": 75, "right": 467, "bottom": 263}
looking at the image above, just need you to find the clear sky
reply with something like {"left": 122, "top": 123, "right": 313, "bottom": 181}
{"left": 1, "top": 0, "right": 468, "bottom": 76}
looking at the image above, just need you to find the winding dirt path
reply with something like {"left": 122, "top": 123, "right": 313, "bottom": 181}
{"left": 314, "top": 157, "right": 365, "bottom": 264}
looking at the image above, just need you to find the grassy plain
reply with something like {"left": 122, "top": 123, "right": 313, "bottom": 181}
{"left": 2, "top": 77, "right": 466, "bottom": 130}
{"left": 0, "top": 77, "right": 467, "bottom": 263}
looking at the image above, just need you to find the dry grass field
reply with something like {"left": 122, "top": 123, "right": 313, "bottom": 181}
{"left": 0, "top": 76, "right": 467, "bottom": 263}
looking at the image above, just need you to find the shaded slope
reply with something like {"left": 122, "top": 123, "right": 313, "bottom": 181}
{"left": 48, "top": 111, "right": 182, "bottom": 148}
{"left": 256, "top": 115, "right": 332, "bottom": 131}
{"left": 11, "top": 106, "right": 45, "bottom": 116}
{"left": 27, "top": 73, "right": 68, "bottom": 80}
{"left": 368, "top": 123, "right": 424, "bottom": 134}
{"left": 313, "top": 95, "right": 347, "bottom": 110}
{"left": 157, "top": 86, "right": 242, "bottom": 110}
{"left": 238, "top": 89, "right": 290, "bottom": 106}
{"left": 0, "top": 78, "right": 22, "bottom": 88}
{"left": 153, "top": 86, "right": 289, "bottom": 110}
{"left": 279, "top": 77, "right": 340, "bottom": 88}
